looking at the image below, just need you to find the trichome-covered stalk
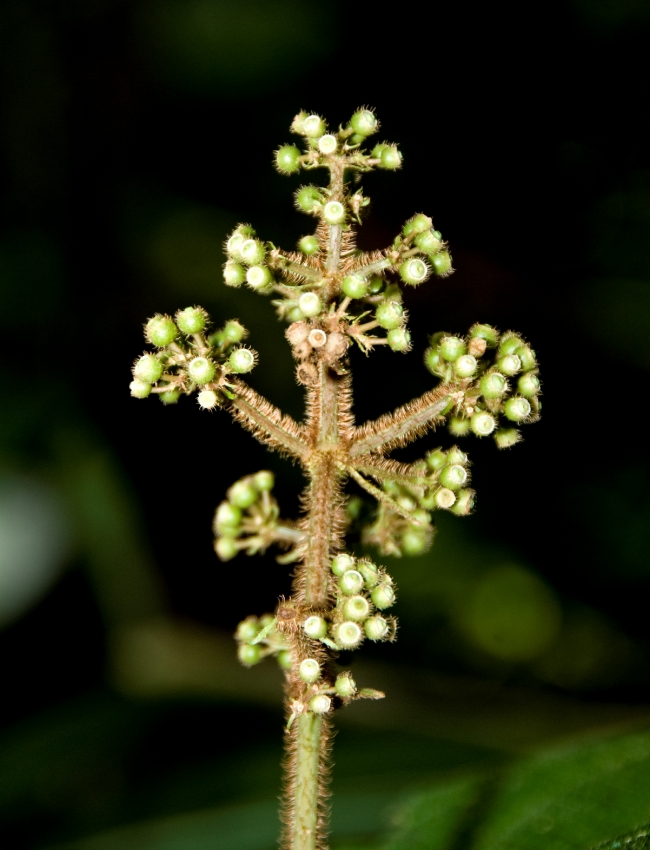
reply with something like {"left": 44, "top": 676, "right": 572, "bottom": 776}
{"left": 128, "top": 108, "right": 541, "bottom": 850}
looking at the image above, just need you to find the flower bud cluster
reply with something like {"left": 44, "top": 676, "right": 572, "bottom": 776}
{"left": 129, "top": 309, "right": 256, "bottom": 406}
{"left": 298, "top": 554, "right": 397, "bottom": 654}
{"left": 213, "top": 471, "right": 302, "bottom": 561}
{"left": 234, "top": 613, "right": 290, "bottom": 669}
{"left": 424, "top": 324, "right": 541, "bottom": 448}
{"left": 224, "top": 225, "right": 277, "bottom": 294}
{"left": 362, "top": 449, "right": 474, "bottom": 557}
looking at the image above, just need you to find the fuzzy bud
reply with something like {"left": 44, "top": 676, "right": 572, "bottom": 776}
{"left": 228, "top": 480, "right": 258, "bottom": 509}
{"left": 387, "top": 328, "right": 411, "bottom": 352}
{"left": 516, "top": 345, "right": 537, "bottom": 371}
{"left": 215, "top": 501, "right": 241, "bottom": 530}
{"left": 334, "top": 621, "right": 363, "bottom": 649}
{"left": 224, "top": 261, "right": 246, "bottom": 287}
{"left": 470, "top": 323, "right": 499, "bottom": 347}
{"left": 303, "top": 114, "right": 326, "bottom": 138}
{"left": 146, "top": 314, "right": 177, "bottom": 347}
{"left": 335, "top": 672, "right": 357, "bottom": 697}
{"left": 343, "top": 595, "right": 371, "bottom": 622}
{"left": 449, "top": 416, "right": 472, "bottom": 437}
{"left": 246, "top": 265, "right": 272, "bottom": 290}
{"left": 254, "top": 470, "right": 274, "bottom": 491}
{"left": 350, "top": 109, "right": 378, "bottom": 136}
{"left": 275, "top": 144, "right": 301, "bottom": 174}
{"left": 471, "top": 411, "right": 497, "bottom": 436}
{"left": 371, "top": 583, "right": 395, "bottom": 610}
{"left": 440, "top": 464, "right": 468, "bottom": 490}
{"left": 494, "top": 428, "right": 521, "bottom": 449}
{"left": 133, "top": 354, "right": 163, "bottom": 383}
{"left": 504, "top": 396, "right": 531, "bottom": 422}
{"left": 342, "top": 274, "right": 369, "bottom": 299}
{"left": 176, "top": 307, "right": 206, "bottom": 335}
{"left": 415, "top": 230, "right": 442, "bottom": 254}
{"left": 480, "top": 372, "right": 507, "bottom": 399}
{"left": 323, "top": 201, "right": 346, "bottom": 225}
{"left": 298, "top": 292, "right": 322, "bottom": 318}
{"left": 364, "top": 615, "right": 389, "bottom": 641}
{"left": 498, "top": 353, "right": 522, "bottom": 376}
{"left": 296, "top": 186, "right": 323, "bottom": 213}
{"left": 278, "top": 650, "right": 292, "bottom": 670}
{"left": 357, "top": 560, "right": 380, "bottom": 587}
{"left": 235, "top": 616, "right": 259, "bottom": 642}
{"left": 223, "top": 320, "right": 246, "bottom": 344}
{"left": 309, "top": 694, "right": 332, "bottom": 714}
{"left": 426, "top": 449, "right": 447, "bottom": 470}
{"left": 188, "top": 356, "right": 216, "bottom": 384}
{"left": 331, "top": 553, "right": 355, "bottom": 576}
{"left": 299, "top": 658, "right": 321, "bottom": 684}
{"left": 379, "top": 145, "right": 402, "bottom": 170}
{"left": 451, "top": 488, "right": 475, "bottom": 516}
{"left": 439, "top": 336, "right": 467, "bottom": 362}
{"left": 298, "top": 235, "right": 320, "bottom": 255}
{"left": 401, "top": 528, "right": 430, "bottom": 556}
{"left": 303, "top": 615, "right": 328, "bottom": 639}
{"left": 239, "top": 238, "right": 266, "bottom": 266}
{"left": 238, "top": 644, "right": 261, "bottom": 666}
{"left": 518, "top": 372, "right": 540, "bottom": 397}
{"left": 229, "top": 348, "right": 256, "bottom": 374}
{"left": 159, "top": 389, "right": 181, "bottom": 405}
{"left": 399, "top": 258, "right": 429, "bottom": 286}
{"left": 197, "top": 389, "right": 219, "bottom": 410}
{"left": 454, "top": 354, "right": 477, "bottom": 378}
{"left": 375, "top": 300, "right": 404, "bottom": 330}
{"left": 129, "top": 379, "right": 151, "bottom": 399}
{"left": 340, "top": 569, "right": 364, "bottom": 595}
{"left": 286, "top": 321, "right": 310, "bottom": 346}
{"left": 431, "top": 250, "right": 452, "bottom": 276}
{"left": 499, "top": 335, "right": 525, "bottom": 356}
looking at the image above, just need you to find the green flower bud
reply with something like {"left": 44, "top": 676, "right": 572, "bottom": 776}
{"left": 364, "top": 615, "right": 389, "bottom": 641}
{"left": 134, "top": 354, "right": 163, "bottom": 383}
{"left": 331, "top": 553, "right": 355, "bottom": 576}
{"left": 323, "top": 201, "right": 345, "bottom": 225}
{"left": 223, "top": 260, "right": 246, "bottom": 287}
{"left": 228, "top": 480, "right": 258, "bottom": 508}
{"left": 197, "top": 389, "right": 219, "bottom": 410}
{"left": 498, "top": 353, "right": 521, "bottom": 377}
{"left": 298, "top": 292, "right": 322, "bottom": 317}
{"left": 303, "top": 615, "right": 328, "bottom": 639}
{"left": 454, "top": 354, "right": 477, "bottom": 378}
{"left": 424, "top": 348, "right": 444, "bottom": 375}
{"left": 504, "top": 396, "right": 531, "bottom": 422}
{"left": 426, "top": 449, "right": 447, "bottom": 470}
{"left": 376, "top": 300, "right": 404, "bottom": 330}
{"left": 309, "top": 694, "right": 331, "bottom": 714}
{"left": 372, "top": 143, "right": 388, "bottom": 159}
{"left": 290, "top": 111, "right": 308, "bottom": 134}
{"left": 440, "top": 464, "right": 468, "bottom": 490}
{"left": 380, "top": 145, "right": 402, "bottom": 169}
{"left": 303, "top": 114, "right": 326, "bottom": 138}
{"left": 494, "top": 428, "right": 521, "bottom": 449}
{"left": 129, "top": 379, "right": 151, "bottom": 399}
{"left": 188, "top": 356, "right": 216, "bottom": 384}
{"left": 215, "top": 501, "right": 241, "bottom": 528}
{"left": 340, "top": 569, "right": 364, "bottom": 595}
{"left": 229, "top": 347, "right": 256, "bottom": 374}
{"left": 480, "top": 372, "right": 507, "bottom": 399}
{"left": 226, "top": 231, "right": 245, "bottom": 258}
{"left": 384, "top": 283, "right": 403, "bottom": 301}
{"left": 439, "top": 336, "right": 466, "bottom": 362}
{"left": 387, "top": 328, "right": 411, "bottom": 352}
{"left": 414, "top": 230, "right": 442, "bottom": 254}
{"left": 235, "top": 616, "right": 259, "bottom": 642}
{"left": 296, "top": 186, "right": 323, "bottom": 213}
{"left": 410, "top": 213, "right": 433, "bottom": 233}
{"left": 299, "top": 658, "right": 321, "bottom": 683}
{"left": 350, "top": 109, "right": 378, "bottom": 136}
{"left": 176, "top": 306, "right": 206, "bottom": 335}
{"left": 240, "top": 239, "right": 266, "bottom": 266}
{"left": 238, "top": 643, "right": 261, "bottom": 666}
{"left": 368, "top": 276, "right": 384, "bottom": 294}
{"left": 335, "top": 672, "right": 357, "bottom": 697}
{"left": 518, "top": 372, "right": 540, "bottom": 397}
{"left": 357, "top": 560, "right": 379, "bottom": 588}
{"left": 471, "top": 411, "right": 496, "bottom": 436}
{"left": 145, "top": 314, "right": 177, "bottom": 347}
{"left": 470, "top": 323, "right": 499, "bottom": 347}
{"left": 434, "top": 487, "right": 457, "bottom": 509}
{"left": 278, "top": 650, "right": 292, "bottom": 670}
{"left": 371, "top": 583, "right": 396, "bottom": 610}
{"left": 253, "top": 470, "right": 274, "bottom": 491}
{"left": 401, "top": 528, "right": 430, "bottom": 556}
{"left": 318, "top": 134, "right": 337, "bottom": 154}
{"left": 334, "top": 621, "right": 362, "bottom": 649}
{"left": 246, "top": 265, "right": 273, "bottom": 290}
{"left": 343, "top": 595, "right": 371, "bottom": 622}
{"left": 399, "top": 258, "right": 429, "bottom": 286}
{"left": 159, "top": 388, "right": 181, "bottom": 405}
{"left": 446, "top": 446, "right": 468, "bottom": 465}
{"left": 516, "top": 345, "right": 537, "bottom": 371}
{"left": 499, "top": 334, "right": 525, "bottom": 356}
{"left": 275, "top": 144, "right": 302, "bottom": 174}
{"left": 223, "top": 320, "right": 247, "bottom": 343}
{"left": 298, "top": 235, "right": 320, "bottom": 255}
{"left": 431, "top": 250, "right": 452, "bottom": 276}
{"left": 451, "top": 488, "right": 475, "bottom": 516}
{"left": 342, "top": 274, "right": 369, "bottom": 299}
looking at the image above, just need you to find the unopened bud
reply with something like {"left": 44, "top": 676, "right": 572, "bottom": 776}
{"left": 375, "top": 300, "right": 404, "bottom": 329}
{"left": 371, "top": 583, "right": 395, "bottom": 609}
{"left": 440, "top": 464, "right": 468, "bottom": 490}
{"left": 342, "top": 274, "right": 369, "bottom": 299}
{"left": 480, "top": 372, "right": 507, "bottom": 399}
{"left": 146, "top": 314, "right": 177, "bottom": 347}
{"left": 387, "top": 328, "right": 411, "bottom": 352}
{"left": 454, "top": 354, "right": 477, "bottom": 378}
{"left": 238, "top": 644, "right": 261, "bottom": 666}
{"left": 350, "top": 109, "right": 378, "bottom": 136}
{"left": 331, "top": 553, "right": 355, "bottom": 576}
{"left": 303, "top": 616, "right": 328, "bottom": 639}
{"left": 451, "top": 488, "right": 475, "bottom": 516}
{"left": 253, "top": 470, "right": 274, "bottom": 491}
{"left": 129, "top": 379, "right": 151, "bottom": 399}
{"left": 518, "top": 372, "right": 540, "bottom": 397}
{"left": 494, "top": 428, "right": 521, "bottom": 449}
{"left": 340, "top": 570, "right": 364, "bottom": 595}
{"left": 215, "top": 536, "right": 238, "bottom": 561}
{"left": 176, "top": 307, "right": 206, "bottom": 335}
{"left": 303, "top": 114, "right": 326, "bottom": 138}
{"left": 504, "top": 396, "right": 531, "bottom": 422}
{"left": 188, "top": 356, "right": 216, "bottom": 384}
{"left": 498, "top": 353, "right": 521, "bottom": 376}
{"left": 299, "top": 235, "right": 320, "bottom": 255}
{"left": 364, "top": 615, "right": 389, "bottom": 641}
{"left": 239, "top": 238, "right": 266, "bottom": 266}
{"left": 275, "top": 144, "right": 301, "bottom": 174}
{"left": 235, "top": 616, "right": 259, "bottom": 642}
{"left": 335, "top": 672, "right": 357, "bottom": 697}
{"left": 431, "top": 250, "right": 452, "bottom": 276}
{"left": 228, "top": 480, "right": 258, "bottom": 508}
{"left": 299, "top": 658, "right": 321, "bottom": 683}
{"left": 134, "top": 354, "right": 163, "bottom": 383}
{"left": 298, "top": 292, "right": 322, "bottom": 318}
{"left": 439, "top": 336, "right": 467, "bottom": 362}
{"left": 229, "top": 348, "right": 256, "bottom": 374}
{"left": 426, "top": 449, "right": 447, "bottom": 470}
{"left": 449, "top": 416, "right": 472, "bottom": 437}
{"left": 246, "top": 265, "right": 272, "bottom": 290}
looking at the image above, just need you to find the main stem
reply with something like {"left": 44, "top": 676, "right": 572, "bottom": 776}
{"left": 286, "top": 162, "right": 346, "bottom": 850}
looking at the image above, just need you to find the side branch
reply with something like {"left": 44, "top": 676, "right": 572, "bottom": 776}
{"left": 353, "top": 456, "right": 430, "bottom": 486}
{"left": 228, "top": 380, "right": 309, "bottom": 462}
{"left": 350, "top": 385, "right": 451, "bottom": 457}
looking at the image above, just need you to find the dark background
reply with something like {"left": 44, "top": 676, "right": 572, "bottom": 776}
{"left": 2, "top": 0, "right": 650, "bottom": 848}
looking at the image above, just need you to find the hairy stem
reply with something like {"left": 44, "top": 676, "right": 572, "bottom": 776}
{"left": 290, "top": 713, "right": 324, "bottom": 850}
